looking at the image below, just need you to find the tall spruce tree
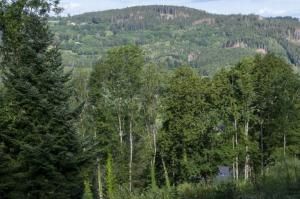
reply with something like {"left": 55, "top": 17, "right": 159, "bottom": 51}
{"left": 0, "top": 0, "right": 83, "bottom": 198}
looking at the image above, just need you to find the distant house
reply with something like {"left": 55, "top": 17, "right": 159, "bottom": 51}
{"left": 48, "top": 20, "right": 60, "bottom": 24}
{"left": 216, "top": 166, "right": 231, "bottom": 182}
{"left": 67, "top": 21, "right": 76, "bottom": 26}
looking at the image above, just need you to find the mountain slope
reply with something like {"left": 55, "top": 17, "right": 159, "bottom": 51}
{"left": 50, "top": 5, "right": 300, "bottom": 74}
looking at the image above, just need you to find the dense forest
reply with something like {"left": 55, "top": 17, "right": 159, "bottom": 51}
{"left": 0, "top": 1, "right": 300, "bottom": 199}
{"left": 50, "top": 5, "right": 300, "bottom": 75}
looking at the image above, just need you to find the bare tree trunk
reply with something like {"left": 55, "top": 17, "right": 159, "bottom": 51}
{"left": 151, "top": 125, "right": 157, "bottom": 189}
{"left": 234, "top": 119, "right": 239, "bottom": 180}
{"left": 152, "top": 125, "right": 157, "bottom": 163}
{"left": 283, "top": 115, "right": 288, "bottom": 157}
{"left": 97, "top": 158, "right": 103, "bottom": 199}
{"left": 145, "top": 115, "right": 157, "bottom": 189}
{"left": 129, "top": 117, "right": 133, "bottom": 192}
{"left": 161, "top": 156, "right": 171, "bottom": 189}
{"left": 260, "top": 120, "right": 264, "bottom": 175}
{"left": 118, "top": 114, "right": 123, "bottom": 144}
{"left": 284, "top": 132, "right": 286, "bottom": 157}
{"left": 235, "top": 156, "right": 239, "bottom": 181}
{"left": 244, "top": 120, "right": 249, "bottom": 181}
{"left": 145, "top": 122, "right": 152, "bottom": 148}
{"left": 118, "top": 100, "right": 123, "bottom": 145}
{"left": 94, "top": 124, "right": 103, "bottom": 199}
{"left": 232, "top": 135, "right": 236, "bottom": 180}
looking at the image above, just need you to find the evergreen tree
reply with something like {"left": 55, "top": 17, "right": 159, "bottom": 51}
{"left": 0, "top": 1, "right": 83, "bottom": 198}
{"left": 0, "top": 86, "right": 14, "bottom": 198}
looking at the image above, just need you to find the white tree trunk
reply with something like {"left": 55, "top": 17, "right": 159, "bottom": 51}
{"left": 129, "top": 118, "right": 133, "bottom": 192}
{"left": 235, "top": 157, "right": 239, "bottom": 180}
{"left": 161, "top": 156, "right": 170, "bottom": 189}
{"left": 118, "top": 100, "right": 123, "bottom": 145}
{"left": 244, "top": 120, "right": 249, "bottom": 181}
{"left": 234, "top": 119, "right": 239, "bottom": 180}
{"left": 153, "top": 125, "right": 157, "bottom": 163}
{"left": 232, "top": 135, "right": 236, "bottom": 180}
{"left": 118, "top": 114, "right": 123, "bottom": 144}
{"left": 260, "top": 121, "right": 264, "bottom": 175}
{"left": 97, "top": 158, "right": 103, "bottom": 199}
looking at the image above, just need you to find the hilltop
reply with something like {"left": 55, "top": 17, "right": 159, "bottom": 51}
{"left": 50, "top": 5, "right": 300, "bottom": 74}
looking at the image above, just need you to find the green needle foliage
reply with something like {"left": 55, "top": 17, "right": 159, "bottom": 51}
{"left": 0, "top": 0, "right": 83, "bottom": 198}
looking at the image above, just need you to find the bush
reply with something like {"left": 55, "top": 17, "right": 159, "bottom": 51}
{"left": 176, "top": 182, "right": 239, "bottom": 199}
{"left": 253, "top": 158, "right": 300, "bottom": 199}
{"left": 114, "top": 186, "right": 177, "bottom": 199}
{"left": 111, "top": 158, "right": 300, "bottom": 199}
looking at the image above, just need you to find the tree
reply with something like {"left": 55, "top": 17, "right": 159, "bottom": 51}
{"left": 212, "top": 68, "right": 243, "bottom": 181}
{"left": 212, "top": 54, "right": 300, "bottom": 180}
{"left": 140, "top": 63, "right": 165, "bottom": 189}
{"left": 251, "top": 54, "right": 300, "bottom": 170}
{"left": 159, "top": 66, "right": 220, "bottom": 185}
{"left": 0, "top": 86, "right": 14, "bottom": 198}
{"left": 233, "top": 59, "right": 256, "bottom": 181}
{"left": 219, "top": 59, "right": 257, "bottom": 181}
{"left": 88, "top": 45, "right": 145, "bottom": 194}
{"left": 0, "top": 0, "right": 83, "bottom": 198}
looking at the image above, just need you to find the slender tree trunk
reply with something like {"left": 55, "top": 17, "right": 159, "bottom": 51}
{"left": 106, "top": 154, "right": 114, "bottom": 199}
{"left": 234, "top": 118, "right": 239, "bottom": 180}
{"left": 245, "top": 146, "right": 249, "bottom": 180}
{"left": 172, "top": 159, "right": 176, "bottom": 184}
{"left": 145, "top": 118, "right": 157, "bottom": 189}
{"left": 235, "top": 156, "right": 239, "bottom": 180}
{"left": 153, "top": 125, "right": 157, "bottom": 163}
{"left": 260, "top": 120, "right": 264, "bottom": 175}
{"left": 146, "top": 122, "right": 152, "bottom": 148}
{"left": 97, "top": 158, "right": 103, "bottom": 199}
{"left": 161, "top": 156, "right": 171, "bottom": 189}
{"left": 244, "top": 120, "right": 249, "bottom": 181}
{"left": 80, "top": 115, "right": 84, "bottom": 138}
{"left": 284, "top": 132, "right": 286, "bottom": 157}
{"left": 150, "top": 160, "right": 157, "bottom": 190}
{"left": 118, "top": 113, "right": 123, "bottom": 144}
{"left": 129, "top": 117, "right": 133, "bottom": 192}
{"left": 151, "top": 125, "right": 157, "bottom": 189}
{"left": 118, "top": 100, "right": 123, "bottom": 145}
{"left": 283, "top": 115, "right": 288, "bottom": 157}
{"left": 232, "top": 135, "right": 236, "bottom": 180}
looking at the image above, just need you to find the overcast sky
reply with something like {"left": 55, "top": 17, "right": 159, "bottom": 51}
{"left": 60, "top": 0, "right": 300, "bottom": 18}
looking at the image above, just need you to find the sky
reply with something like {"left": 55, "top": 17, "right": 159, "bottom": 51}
{"left": 60, "top": 0, "right": 300, "bottom": 18}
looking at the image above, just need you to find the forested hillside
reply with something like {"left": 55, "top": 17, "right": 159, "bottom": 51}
{"left": 51, "top": 5, "right": 300, "bottom": 74}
